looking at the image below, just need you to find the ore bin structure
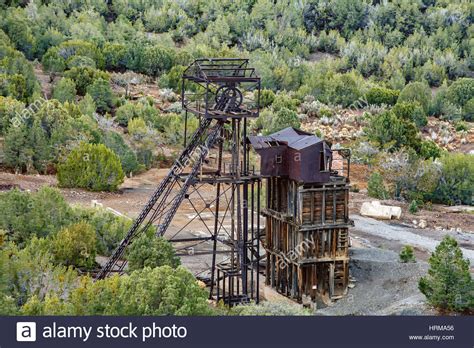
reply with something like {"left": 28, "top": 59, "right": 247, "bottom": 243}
{"left": 249, "top": 128, "right": 353, "bottom": 303}
{"left": 97, "top": 58, "right": 352, "bottom": 307}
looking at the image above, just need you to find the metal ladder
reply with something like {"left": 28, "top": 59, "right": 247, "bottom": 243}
{"left": 95, "top": 118, "right": 223, "bottom": 279}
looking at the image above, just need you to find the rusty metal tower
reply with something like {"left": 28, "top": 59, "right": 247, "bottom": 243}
{"left": 97, "top": 58, "right": 262, "bottom": 305}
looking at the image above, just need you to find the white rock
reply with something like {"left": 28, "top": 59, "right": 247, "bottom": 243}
{"left": 360, "top": 201, "right": 402, "bottom": 220}
{"left": 419, "top": 220, "right": 427, "bottom": 229}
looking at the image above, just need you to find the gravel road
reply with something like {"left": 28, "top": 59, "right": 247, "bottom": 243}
{"left": 352, "top": 215, "right": 474, "bottom": 263}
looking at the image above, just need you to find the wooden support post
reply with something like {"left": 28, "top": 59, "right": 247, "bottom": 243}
{"left": 329, "top": 263, "right": 335, "bottom": 299}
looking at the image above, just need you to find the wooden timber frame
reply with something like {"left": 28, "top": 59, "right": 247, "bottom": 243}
{"left": 262, "top": 176, "right": 352, "bottom": 303}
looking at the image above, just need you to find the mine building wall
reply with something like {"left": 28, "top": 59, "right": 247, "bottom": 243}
{"left": 249, "top": 128, "right": 352, "bottom": 304}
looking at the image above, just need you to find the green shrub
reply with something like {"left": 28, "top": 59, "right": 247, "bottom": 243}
{"left": 0, "top": 187, "right": 73, "bottom": 246}
{"left": 417, "top": 61, "right": 446, "bottom": 87}
{"left": 392, "top": 102, "right": 427, "bottom": 128}
{"left": 446, "top": 78, "right": 474, "bottom": 109}
{"left": 159, "top": 65, "right": 187, "bottom": 93}
{"left": 398, "top": 82, "right": 431, "bottom": 113}
{"left": 454, "top": 121, "right": 468, "bottom": 132}
{"left": 1, "top": 240, "right": 78, "bottom": 309}
{"left": 326, "top": 72, "right": 363, "bottom": 107}
{"left": 86, "top": 78, "right": 114, "bottom": 113}
{"left": 57, "top": 40, "right": 104, "bottom": 69}
{"left": 9, "top": 120, "right": 49, "bottom": 172}
{"left": 419, "top": 140, "right": 441, "bottom": 159}
{"left": 78, "top": 94, "right": 96, "bottom": 117}
{"left": 366, "top": 111, "right": 420, "bottom": 151}
{"left": 258, "top": 89, "right": 276, "bottom": 108}
{"left": 380, "top": 152, "right": 441, "bottom": 203}
{"left": 0, "top": 96, "right": 24, "bottom": 135}
{"left": 317, "top": 30, "right": 345, "bottom": 54}
{"left": 127, "top": 117, "right": 148, "bottom": 138}
{"left": 41, "top": 47, "right": 66, "bottom": 78}
{"left": 73, "top": 206, "right": 131, "bottom": 257}
{"left": 127, "top": 231, "right": 180, "bottom": 272}
{"left": 365, "top": 86, "right": 399, "bottom": 106}
{"left": 66, "top": 55, "right": 97, "bottom": 69}
{"left": 52, "top": 78, "right": 77, "bottom": 103}
{"left": 102, "top": 131, "right": 142, "bottom": 176}
{"left": 264, "top": 107, "right": 300, "bottom": 135}
{"left": 272, "top": 94, "right": 299, "bottom": 112}
{"left": 408, "top": 200, "right": 419, "bottom": 214}
{"left": 57, "top": 143, "right": 124, "bottom": 192}
{"left": 462, "top": 98, "right": 474, "bottom": 122}
{"left": 432, "top": 153, "right": 474, "bottom": 206}
{"left": 367, "top": 172, "right": 388, "bottom": 199}
{"left": 0, "top": 294, "right": 18, "bottom": 315}
{"left": 114, "top": 101, "right": 159, "bottom": 127}
{"left": 64, "top": 67, "right": 109, "bottom": 95}
{"left": 0, "top": 73, "right": 27, "bottom": 101}
{"left": 115, "top": 102, "right": 140, "bottom": 126}
{"left": 141, "top": 45, "right": 175, "bottom": 76}
{"left": 103, "top": 42, "right": 128, "bottom": 71}
{"left": 51, "top": 222, "right": 97, "bottom": 269}
{"left": 66, "top": 266, "right": 212, "bottom": 315}
{"left": 399, "top": 245, "right": 416, "bottom": 263}
{"left": 428, "top": 83, "right": 448, "bottom": 116}
{"left": 419, "top": 236, "right": 473, "bottom": 312}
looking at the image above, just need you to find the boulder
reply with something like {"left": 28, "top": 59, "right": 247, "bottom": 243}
{"left": 360, "top": 201, "right": 402, "bottom": 220}
{"left": 418, "top": 219, "right": 427, "bottom": 229}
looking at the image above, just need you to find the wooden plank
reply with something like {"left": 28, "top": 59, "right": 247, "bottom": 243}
{"left": 329, "top": 263, "right": 335, "bottom": 298}
{"left": 322, "top": 190, "right": 325, "bottom": 224}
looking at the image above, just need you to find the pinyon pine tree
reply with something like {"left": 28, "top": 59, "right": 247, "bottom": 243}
{"left": 419, "top": 236, "right": 473, "bottom": 312}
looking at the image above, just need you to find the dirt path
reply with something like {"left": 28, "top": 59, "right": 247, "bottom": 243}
{"left": 34, "top": 63, "right": 54, "bottom": 99}
{"left": 351, "top": 215, "right": 474, "bottom": 264}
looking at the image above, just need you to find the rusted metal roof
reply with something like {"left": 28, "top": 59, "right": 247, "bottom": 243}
{"left": 249, "top": 128, "right": 321, "bottom": 149}
{"left": 248, "top": 127, "right": 332, "bottom": 183}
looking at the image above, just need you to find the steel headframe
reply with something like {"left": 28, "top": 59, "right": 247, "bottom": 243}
{"left": 97, "top": 58, "right": 262, "bottom": 306}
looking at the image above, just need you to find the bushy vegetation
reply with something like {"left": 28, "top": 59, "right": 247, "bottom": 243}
{"left": 57, "top": 143, "right": 124, "bottom": 192}
{"left": 0, "top": 187, "right": 72, "bottom": 246}
{"left": 367, "top": 172, "right": 388, "bottom": 200}
{"left": 399, "top": 245, "right": 416, "bottom": 263}
{"left": 0, "top": 187, "right": 206, "bottom": 315}
{"left": 377, "top": 150, "right": 473, "bottom": 206}
{"left": 51, "top": 222, "right": 96, "bottom": 269}
{"left": 127, "top": 231, "right": 181, "bottom": 272}
{"left": 52, "top": 78, "right": 77, "bottom": 103}
{"left": 419, "top": 236, "right": 473, "bottom": 313}
{"left": 408, "top": 200, "right": 419, "bottom": 214}
{"left": 431, "top": 153, "right": 474, "bottom": 206}
{"left": 366, "top": 87, "right": 399, "bottom": 106}
{"left": 20, "top": 266, "right": 212, "bottom": 316}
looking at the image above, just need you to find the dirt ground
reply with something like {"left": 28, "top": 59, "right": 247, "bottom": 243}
{"left": 317, "top": 247, "right": 435, "bottom": 316}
